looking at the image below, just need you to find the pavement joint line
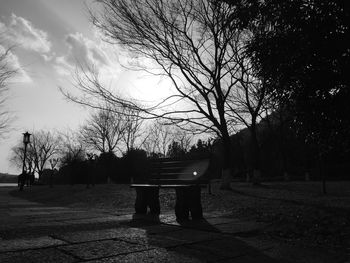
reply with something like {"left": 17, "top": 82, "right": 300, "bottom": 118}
{"left": 49, "top": 234, "right": 74, "bottom": 245}
{"left": 157, "top": 236, "right": 226, "bottom": 248}
{"left": 158, "top": 220, "right": 229, "bottom": 235}
{"left": 58, "top": 216, "right": 115, "bottom": 222}
{"left": 69, "top": 247, "right": 158, "bottom": 263}
{"left": 0, "top": 242, "right": 68, "bottom": 254}
{"left": 55, "top": 246, "right": 85, "bottom": 261}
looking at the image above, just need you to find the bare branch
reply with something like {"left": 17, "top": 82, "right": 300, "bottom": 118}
{"left": 0, "top": 43, "right": 17, "bottom": 137}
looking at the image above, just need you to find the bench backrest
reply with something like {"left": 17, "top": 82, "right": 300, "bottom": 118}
{"left": 132, "top": 158, "right": 210, "bottom": 185}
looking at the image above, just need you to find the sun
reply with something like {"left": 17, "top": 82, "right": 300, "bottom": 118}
{"left": 118, "top": 70, "right": 176, "bottom": 106}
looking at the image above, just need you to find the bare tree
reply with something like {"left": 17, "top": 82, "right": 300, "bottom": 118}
{"left": 62, "top": 0, "right": 270, "bottom": 188}
{"left": 30, "top": 131, "right": 61, "bottom": 180}
{"left": 143, "top": 120, "right": 173, "bottom": 156}
{"left": 143, "top": 120, "right": 194, "bottom": 157}
{"left": 0, "top": 43, "right": 16, "bottom": 138}
{"left": 173, "top": 128, "right": 193, "bottom": 153}
{"left": 121, "top": 108, "right": 144, "bottom": 152}
{"left": 59, "top": 131, "right": 86, "bottom": 167}
{"left": 80, "top": 105, "right": 126, "bottom": 154}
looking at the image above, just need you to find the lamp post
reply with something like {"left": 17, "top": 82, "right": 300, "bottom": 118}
{"left": 22, "top": 132, "right": 31, "bottom": 173}
{"left": 20, "top": 132, "right": 31, "bottom": 191}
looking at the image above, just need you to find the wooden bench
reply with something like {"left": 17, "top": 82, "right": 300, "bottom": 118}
{"left": 130, "top": 158, "right": 210, "bottom": 220}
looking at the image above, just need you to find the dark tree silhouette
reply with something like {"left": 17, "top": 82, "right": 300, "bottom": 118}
{"left": 59, "top": 131, "right": 86, "bottom": 167}
{"left": 226, "top": 0, "right": 350, "bottom": 192}
{"left": 234, "top": 0, "right": 349, "bottom": 150}
{"left": 167, "top": 141, "right": 187, "bottom": 158}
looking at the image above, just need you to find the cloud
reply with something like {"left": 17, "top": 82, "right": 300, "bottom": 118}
{"left": 0, "top": 13, "right": 51, "bottom": 53}
{"left": 0, "top": 45, "right": 32, "bottom": 83}
{"left": 53, "top": 56, "right": 72, "bottom": 76}
{"left": 63, "top": 32, "right": 109, "bottom": 68}
{"left": 42, "top": 53, "right": 56, "bottom": 62}
{"left": 54, "top": 32, "right": 120, "bottom": 79}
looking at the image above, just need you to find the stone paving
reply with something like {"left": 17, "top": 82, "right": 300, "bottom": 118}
{"left": 0, "top": 187, "right": 347, "bottom": 263}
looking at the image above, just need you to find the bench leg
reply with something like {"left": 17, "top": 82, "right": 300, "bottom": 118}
{"left": 135, "top": 187, "right": 160, "bottom": 214}
{"left": 188, "top": 186, "right": 203, "bottom": 220}
{"left": 175, "top": 188, "right": 189, "bottom": 220}
{"left": 147, "top": 187, "right": 160, "bottom": 214}
{"left": 135, "top": 188, "right": 147, "bottom": 214}
{"left": 175, "top": 186, "right": 203, "bottom": 220}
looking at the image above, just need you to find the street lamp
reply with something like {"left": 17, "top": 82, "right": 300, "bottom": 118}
{"left": 22, "top": 132, "right": 31, "bottom": 173}
{"left": 20, "top": 132, "right": 31, "bottom": 191}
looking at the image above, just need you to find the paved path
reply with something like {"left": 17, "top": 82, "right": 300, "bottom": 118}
{"left": 0, "top": 187, "right": 347, "bottom": 262}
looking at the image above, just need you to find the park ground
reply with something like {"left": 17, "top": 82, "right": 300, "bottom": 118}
{"left": 7, "top": 180, "right": 350, "bottom": 262}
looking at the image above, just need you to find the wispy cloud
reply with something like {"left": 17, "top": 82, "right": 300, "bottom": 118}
{"left": 57, "top": 32, "right": 109, "bottom": 69}
{"left": 0, "top": 13, "right": 51, "bottom": 53}
{"left": 54, "top": 32, "right": 121, "bottom": 80}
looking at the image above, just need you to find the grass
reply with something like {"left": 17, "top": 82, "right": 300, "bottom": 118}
{"left": 10, "top": 180, "right": 350, "bottom": 252}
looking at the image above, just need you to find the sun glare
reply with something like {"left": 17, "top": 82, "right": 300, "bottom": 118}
{"left": 120, "top": 71, "right": 175, "bottom": 106}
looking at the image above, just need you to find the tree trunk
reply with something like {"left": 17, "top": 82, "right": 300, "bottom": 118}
{"left": 249, "top": 124, "right": 262, "bottom": 185}
{"left": 277, "top": 113, "right": 289, "bottom": 181}
{"left": 319, "top": 153, "right": 327, "bottom": 195}
{"left": 38, "top": 171, "right": 43, "bottom": 182}
{"left": 220, "top": 132, "right": 233, "bottom": 190}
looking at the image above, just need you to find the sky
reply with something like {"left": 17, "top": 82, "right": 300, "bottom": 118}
{"left": 0, "top": 0, "right": 173, "bottom": 174}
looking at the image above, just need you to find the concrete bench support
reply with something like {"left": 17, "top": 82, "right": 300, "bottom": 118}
{"left": 134, "top": 187, "right": 160, "bottom": 214}
{"left": 175, "top": 186, "right": 203, "bottom": 220}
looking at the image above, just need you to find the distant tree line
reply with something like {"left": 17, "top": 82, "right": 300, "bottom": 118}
{"left": 40, "top": 138, "right": 214, "bottom": 185}
{"left": 10, "top": 109, "right": 350, "bottom": 186}
{"left": 10, "top": 111, "right": 215, "bottom": 185}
